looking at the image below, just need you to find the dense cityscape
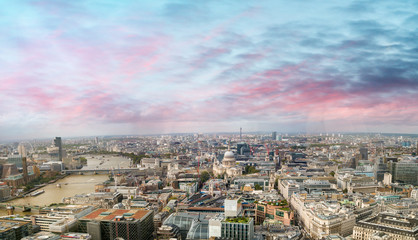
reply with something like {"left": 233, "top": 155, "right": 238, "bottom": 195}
{"left": 0, "top": 132, "right": 416, "bottom": 239}
{"left": 1, "top": 0, "right": 418, "bottom": 239}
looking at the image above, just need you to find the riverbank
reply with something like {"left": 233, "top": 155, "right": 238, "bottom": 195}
{"left": 0, "top": 174, "right": 67, "bottom": 205}
{"left": 4, "top": 174, "right": 109, "bottom": 208}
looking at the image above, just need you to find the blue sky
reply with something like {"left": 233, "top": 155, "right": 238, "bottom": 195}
{"left": 1, "top": 0, "right": 418, "bottom": 140}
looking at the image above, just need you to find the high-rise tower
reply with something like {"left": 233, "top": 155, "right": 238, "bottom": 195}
{"left": 19, "top": 144, "right": 29, "bottom": 184}
{"left": 359, "top": 147, "right": 368, "bottom": 160}
{"left": 54, "top": 137, "right": 63, "bottom": 161}
{"left": 272, "top": 131, "right": 277, "bottom": 141}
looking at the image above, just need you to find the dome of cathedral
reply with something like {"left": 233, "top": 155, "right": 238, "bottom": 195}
{"left": 224, "top": 151, "right": 235, "bottom": 159}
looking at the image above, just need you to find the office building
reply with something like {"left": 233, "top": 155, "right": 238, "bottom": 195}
{"left": 233, "top": 177, "right": 271, "bottom": 191}
{"left": 0, "top": 219, "right": 31, "bottom": 240}
{"left": 389, "top": 160, "right": 418, "bottom": 185}
{"left": 0, "top": 183, "right": 11, "bottom": 201}
{"left": 353, "top": 213, "right": 417, "bottom": 240}
{"left": 272, "top": 131, "right": 277, "bottom": 140}
{"left": 63, "top": 192, "right": 123, "bottom": 208}
{"left": 54, "top": 137, "right": 63, "bottom": 161}
{"left": 30, "top": 215, "right": 77, "bottom": 233}
{"left": 236, "top": 143, "right": 251, "bottom": 156}
{"left": 374, "top": 158, "right": 388, "bottom": 182}
{"left": 359, "top": 148, "right": 368, "bottom": 160}
{"left": 79, "top": 208, "right": 154, "bottom": 240}
{"left": 209, "top": 214, "right": 254, "bottom": 240}
{"left": 290, "top": 194, "right": 355, "bottom": 239}
{"left": 255, "top": 200, "right": 294, "bottom": 225}
{"left": 7, "top": 155, "right": 23, "bottom": 168}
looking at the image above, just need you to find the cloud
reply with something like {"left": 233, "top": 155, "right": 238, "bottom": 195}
{"left": 1, "top": 0, "right": 418, "bottom": 139}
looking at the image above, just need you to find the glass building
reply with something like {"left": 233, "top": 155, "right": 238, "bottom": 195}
{"left": 221, "top": 217, "right": 254, "bottom": 240}
{"left": 389, "top": 161, "right": 418, "bottom": 185}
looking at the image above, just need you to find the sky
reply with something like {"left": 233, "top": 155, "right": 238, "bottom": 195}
{"left": 1, "top": 0, "right": 418, "bottom": 140}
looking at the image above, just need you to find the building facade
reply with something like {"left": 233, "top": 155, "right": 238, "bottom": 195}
{"left": 352, "top": 213, "right": 417, "bottom": 240}
{"left": 255, "top": 200, "right": 294, "bottom": 226}
{"left": 79, "top": 208, "right": 154, "bottom": 240}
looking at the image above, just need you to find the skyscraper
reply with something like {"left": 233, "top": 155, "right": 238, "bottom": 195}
{"left": 359, "top": 147, "right": 368, "bottom": 160}
{"left": 19, "top": 144, "right": 29, "bottom": 184}
{"left": 54, "top": 137, "right": 63, "bottom": 161}
{"left": 240, "top": 127, "right": 242, "bottom": 141}
{"left": 17, "top": 144, "right": 26, "bottom": 157}
{"left": 272, "top": 131, "right": 277, "bottom": 141}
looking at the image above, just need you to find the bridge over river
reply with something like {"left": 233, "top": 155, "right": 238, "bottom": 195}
{"left": 62, "top": 168, "right": 139, "bottom": 174}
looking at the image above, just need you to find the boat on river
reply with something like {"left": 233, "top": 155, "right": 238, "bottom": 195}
{"left": 31, "top": 190, "right": 45, "bottom": 197}
{"left": 23, "top": 206, "right": 31, "bottom": 212}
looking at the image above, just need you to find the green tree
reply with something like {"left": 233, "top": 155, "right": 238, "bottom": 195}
{"left": 200, "top": 171, "right": 211, "bottom": 183}
{"left": 254, "top": 184, "right": 263, "bottom": 190}
{"left": 79, "top": 157, "right": 87, "bottom": 165}
{"left": 244, "top": 165, "right": 259, "bottom": 174}
{"left": 217, "top": 173, "right": 225, "bottom": 179}
{"left": 329, "top": 171, "right": 335, "bottom": 177}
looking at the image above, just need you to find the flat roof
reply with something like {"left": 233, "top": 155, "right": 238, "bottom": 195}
{"left": 0, "top": 219, "right": 29, "bottom": 233}
{"left": 81, "top": 208, "right": 151, "bottom": 221}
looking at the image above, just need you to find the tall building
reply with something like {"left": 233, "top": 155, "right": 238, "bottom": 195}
{"left": 17, "top": 144, "right": 26, "bottom": 157}
{"left": 389, "top": 161, "right": 418, "bottom": 185}
{"left": 272, "top": 131, "right": 277, "bottom": 141}
{"left": 22, "top": 157, "right": 29, "bottom": 184}
{"left": 359, "top": 147, "right": 368, "bottom": 160}
{"left": 374, "top": 158, "right": 388, "bottom": 182}
{"left": 236, "top": 143, "right": 250, "bottom": 156}
{"left": 54, "top": 137, "right": 63, "bottom": 161}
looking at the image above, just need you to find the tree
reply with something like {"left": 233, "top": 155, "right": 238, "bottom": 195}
{"left": 200, "top": 171, "right": 210, "bottom": 183}
{"left": 343, "top": 188, "right": 348, "bottom": 193}
{"left": 79, "top": 157, "right": 87, "bottom": 165}
{"left": 329, "top": 171, "right": 335, "bottom": 177}
{"left": 217, "top": 173, "right": 225, "bottom": 179}
{"left": 254, "top": 184, "right": 263, "bottom": 190}
{"left": 244, "top": 165, "right": 259, "bottom": 175}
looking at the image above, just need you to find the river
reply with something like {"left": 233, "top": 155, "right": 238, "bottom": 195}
{"left": 3, "top": 154, "right": 131, "bottom": 213}
{"left": 6, "top": 175, "right": 109, "bottom": 207}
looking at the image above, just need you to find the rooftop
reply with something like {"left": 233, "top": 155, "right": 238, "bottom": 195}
{"left": 0, "top": 219, "right": 29, "bottom": 233}
{"left": 81, "top": 208, "right": 150, "bottom": 221}
{"left": 224, "top": 217, "right": 250, "bottom": 224}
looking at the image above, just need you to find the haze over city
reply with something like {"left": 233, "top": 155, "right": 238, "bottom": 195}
{"left": 1, "top": 0, "right": 418, "bottom": 140}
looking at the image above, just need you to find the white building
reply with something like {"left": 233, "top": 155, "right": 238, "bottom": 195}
{"left": 278, "top": 179, "right": 301, "bottom": 200}
{"left": 213, "top": 147, "right": 242, "bottom": 178}
{"left": 224, "top": 198, "right": 242, "bottom": 217}
{"left": 290, "top": 193, "right": 355, "bottom": 239}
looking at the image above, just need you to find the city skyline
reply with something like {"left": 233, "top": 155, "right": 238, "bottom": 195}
{"left": 1, "top": 0, "right": 418, "bottom": 140}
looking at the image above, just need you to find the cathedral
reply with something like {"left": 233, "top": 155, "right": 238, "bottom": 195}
{"left": 213, "top": 147, "right": 242, "bottom": 177}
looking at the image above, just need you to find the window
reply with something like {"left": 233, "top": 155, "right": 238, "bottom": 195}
{"left": 276, "top": 210, "right": 284, "bottom": 217}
